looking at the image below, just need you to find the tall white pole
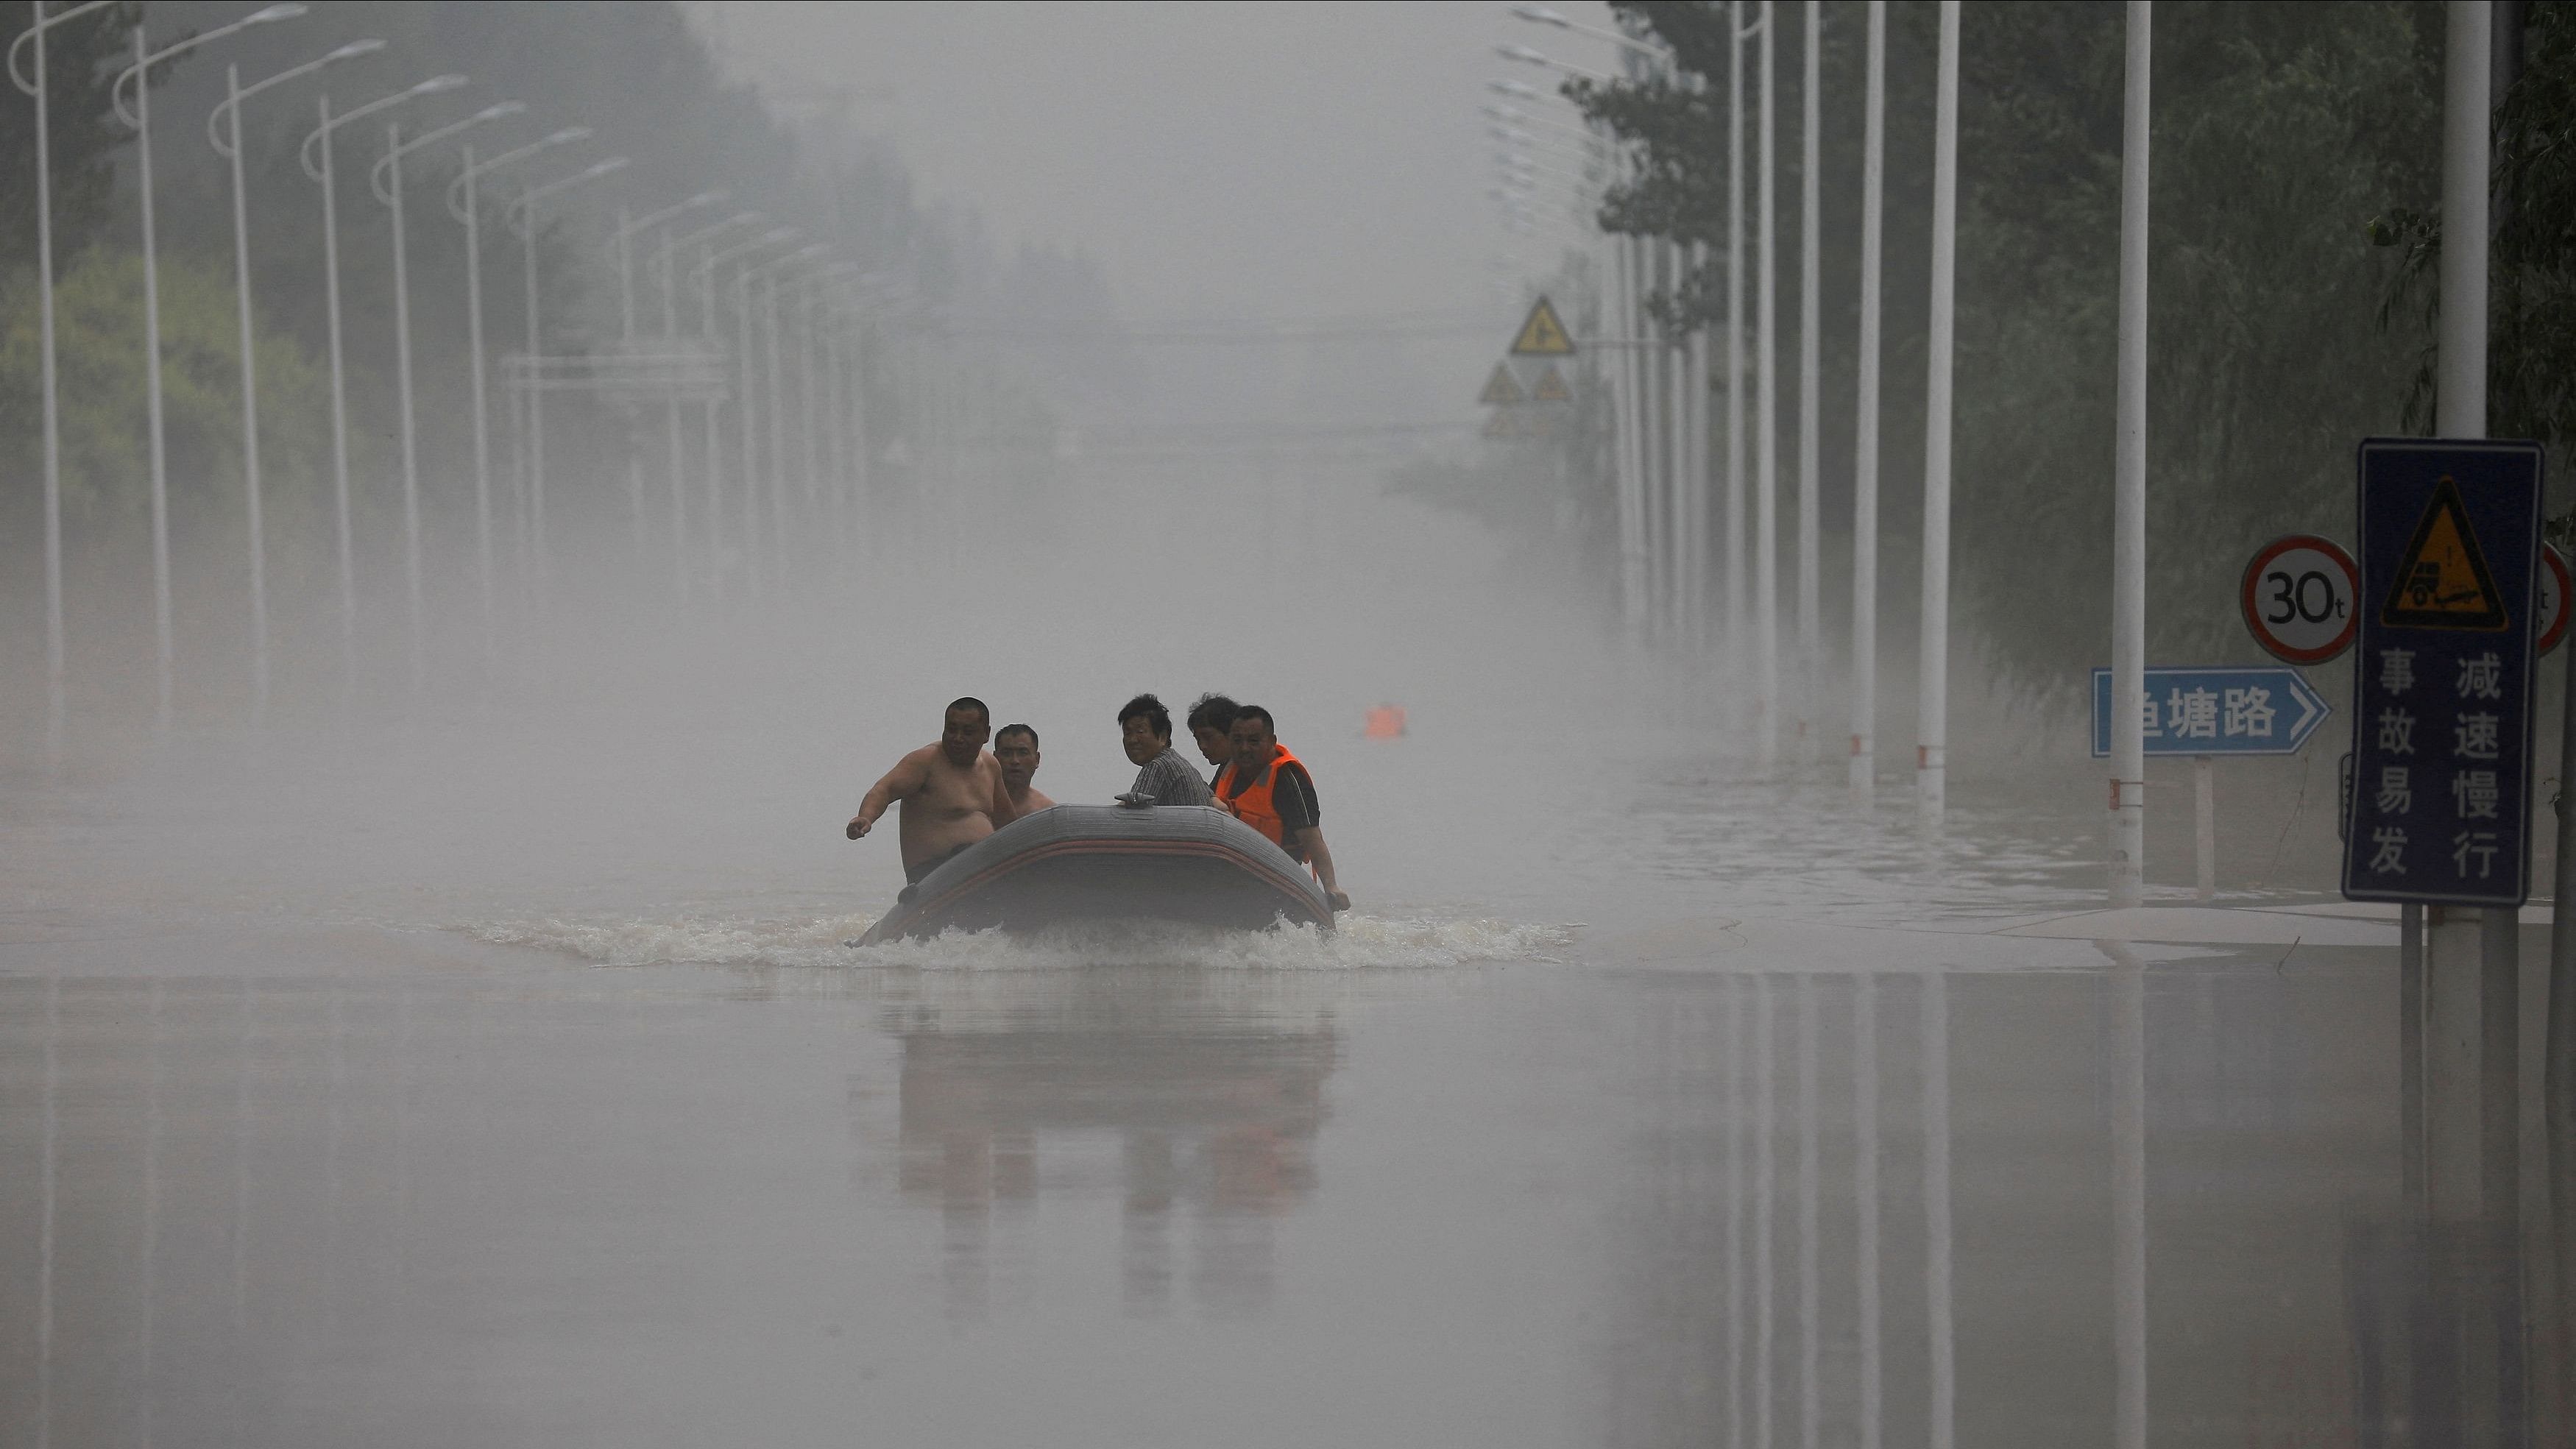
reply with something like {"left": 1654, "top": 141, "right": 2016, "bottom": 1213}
{"left": 660, "top": 234, "right": 690, "bottom": 606}
{"left": 736, "top": 268, "right": 760, "bottom": 601}
{"left": 1617, "top": 238, "right": 1649, "bottom": 634}
{"left": 314, "top": 95, "right": 356, "bottom": 679}
{"left": 618, "top": 208, "right": 645, "bottom": 561}
{"left": 1688, "top": 244, "right": 1713, "bottom": 656}
{"left": 383, "top": 126, "right": 425, "bottom": 690}
{"left": 462, "top": 144, "right": 496, "bottom": 656}
{"left": 1727, "top": 4, "right": 1747, "bottom": 676}
{"left": 1797, "top": 0, "right": 1822, "bottom": 767}
{"left": 223, "top": 64, "right": 269, "bottom": 723}
{"left": 27, "top": 1, "right": 64, "bottom": 743}
{"left": 699, "top": 248, "right": 726, "bottom": 607}
{"left": 521, "top": 185, "right": 548, "bottom": 605}
{"left": 765, "top": 270, "right": 790, "bottom": 595}
{"left": 1756, "top": 0, "right": 1779, "bottom": 770}
{"left": 135, "top": 28, "right": 174, "bottom": 731}
{"left": 1917, "top": 1, "right": 1961, "bottom": 821}
{"left": 1850, "top": 1, "right": 1885, "bottom": 798}
{"left": 2110, "top": 2, "right": 2152, "bottom": 907}
{"left": 2439, "top": 1, "right": 2490, "bottom": 436}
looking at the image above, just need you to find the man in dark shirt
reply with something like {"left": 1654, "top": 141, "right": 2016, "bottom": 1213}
{"left": 1118, "top": 693, "right": 1214, "bottom": 807}
{"left": 1219, "top": 704, "right": 1348, "bottom": 912}
{"left": 1186, "top": 693, "right": 1240, "bottom": 784}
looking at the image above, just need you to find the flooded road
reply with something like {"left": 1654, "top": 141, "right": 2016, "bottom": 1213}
{"left": 0, "top": 697, "right": 2454, "bottom": 1448}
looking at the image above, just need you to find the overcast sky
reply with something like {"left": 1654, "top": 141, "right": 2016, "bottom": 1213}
{"left": 685, "top": 0, "right": 1624, "bottom": 330}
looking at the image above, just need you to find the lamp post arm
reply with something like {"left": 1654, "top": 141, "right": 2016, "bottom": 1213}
{"left": 301, "top": 74, "right": 466, "bottom": 181}
{"left": 208, "top": 39, "right": 383, "bottom": 157}
{"left": 503, "top": 155, "right": 629, "bottom": 236}
{"left": 445, "top": 125, "right": 590, "bottom": 224}
{"left": 9, "top": 0, "right": 115, "bottom": 96}
{"left": 368, "top": 99, "right": 524, "bottom": 204}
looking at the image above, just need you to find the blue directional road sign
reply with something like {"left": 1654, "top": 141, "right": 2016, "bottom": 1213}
{"left": 2090, "top": 665, "right": 2332, "bottom": 758}
{"left": 2341, "top": 438, "right": 2545, "bottom": 907}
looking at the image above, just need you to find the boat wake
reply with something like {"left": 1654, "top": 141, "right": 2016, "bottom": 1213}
{"left": 470, "top": 910, "right": 1572, "bottom": 971}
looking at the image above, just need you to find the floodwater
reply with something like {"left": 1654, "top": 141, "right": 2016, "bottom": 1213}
{"left": 0, "top": 673, "right": 2471, "bottom": 1448}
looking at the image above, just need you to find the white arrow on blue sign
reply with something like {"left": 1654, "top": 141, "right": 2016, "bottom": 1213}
{"left": 2090, "top": 666, "right": 2332, "bottom": 757}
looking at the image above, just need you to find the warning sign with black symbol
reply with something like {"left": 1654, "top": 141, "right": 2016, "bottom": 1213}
{"left": 1509, "top": 297, "right": 1575, "bottom": 357}
{"left": 2380, "top": 475, "right": 2508, "bottom": 631}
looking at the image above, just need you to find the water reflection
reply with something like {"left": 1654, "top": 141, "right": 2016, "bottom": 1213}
{"left": 881, "top": 966, "right": 1341, "bottom": 1319}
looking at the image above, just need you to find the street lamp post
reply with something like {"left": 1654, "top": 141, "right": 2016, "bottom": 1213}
{"left": 10, "top": 0, "right": 116, "bottom": 744}
{"left": 661, "top": 210, "right": 766, "bottom": 605}
{"left": 108, "top": 1, "right": 308, "bottom": 729}
{"left": 758, "top": 247, "right": 829, "bottom": 595}
{"left": 607, "top": 191, "right": 723, "bottom": 575}
{"left": 443, "top": 124, "right": 590, "bottom": 645}
{"left": 696, "top": 226, "right": 803, "bottom": 606}
{"left": 369, "top": 100, "right": 526, "bottom": 680}
{"left": 299, "top": 72, "right": 466, "bottom": 689}
{"left": 1850, "top": 1, "right": 1886, "bottom": 799}
{"left": 208, "top": 36, "right": 386, "bottom": 722}
{"left": 503, "top": 155, "right": 629, "bottom": 603}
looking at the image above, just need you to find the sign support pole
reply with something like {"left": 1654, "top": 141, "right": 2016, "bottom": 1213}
{"left": 2109, "top": 1, "right": 2151, "bottom": 905}
{"left": 1916, "top": 1, "right": 1958, "bottom": 822}
{"left": 2193, "top": 754, "right": 2213, "bottom": 901}
{"left": 2434, "top": 0, "right": 2505, "bottom": 1226}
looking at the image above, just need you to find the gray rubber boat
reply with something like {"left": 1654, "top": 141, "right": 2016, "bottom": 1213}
{"left": 855, "top": 803, "right": 1333, "bottom": 945}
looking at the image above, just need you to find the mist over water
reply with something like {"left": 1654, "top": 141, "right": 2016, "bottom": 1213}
{"left": 1, "top": 5, "right": 2492, "bottom": 1447}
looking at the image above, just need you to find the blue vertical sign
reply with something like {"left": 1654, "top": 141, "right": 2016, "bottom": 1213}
{"left": 2341, "top": 439, "right": 2545, "bottom": 907}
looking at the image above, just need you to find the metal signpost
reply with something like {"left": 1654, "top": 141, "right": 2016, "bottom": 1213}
{"left": 2092, "top": 664, "right": 2331, "bottom": 899}
{"left": 2341, "top": 440, "right": 2544, "bottom": 909}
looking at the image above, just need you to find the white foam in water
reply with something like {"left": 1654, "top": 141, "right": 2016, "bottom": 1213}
{"left": 471, "top": 911, "right": 1572, "bottom": 972}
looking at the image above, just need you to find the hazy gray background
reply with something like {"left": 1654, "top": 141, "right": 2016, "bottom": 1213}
{"left": 688, "top": 0, "right": 1625, "bottom": 424}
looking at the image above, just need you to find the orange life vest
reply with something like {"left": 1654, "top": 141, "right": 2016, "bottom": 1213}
{"left": 1214, "top": 743, "right": 1306, "bottom": 859}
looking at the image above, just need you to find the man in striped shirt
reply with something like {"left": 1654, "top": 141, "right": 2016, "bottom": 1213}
{"left": 1118, "top": 693, "right": 1214, "bottom": 807}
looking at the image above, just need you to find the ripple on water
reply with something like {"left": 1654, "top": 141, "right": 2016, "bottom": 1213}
{"left": 469, "top": 911, "right": 1575, "bottom": 972}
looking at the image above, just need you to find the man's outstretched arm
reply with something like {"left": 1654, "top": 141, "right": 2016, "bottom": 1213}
{"left": 847, "top": 752, "right": 927, "bottom": 839}
{"left": 1293, "top": 827, "right": 1349, "bottom": 912}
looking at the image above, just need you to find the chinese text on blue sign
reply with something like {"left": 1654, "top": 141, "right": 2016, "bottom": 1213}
{"left": 2340, "top": 439, "right": 2545, "bottom": 907}
{"left": 2089, "top": 666, "right": 2332, "bottom": 757}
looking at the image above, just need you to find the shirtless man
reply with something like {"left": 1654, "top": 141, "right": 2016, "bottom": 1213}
{"left": 846, "top": 698, "right": 1019, "bottom": 888}
{"left": 994, "top": 723, "right": 1055, "bottom": 812}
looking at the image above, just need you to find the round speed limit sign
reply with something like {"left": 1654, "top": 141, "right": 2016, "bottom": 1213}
{"left": 2240, "top": 534, "right": 2358, "bottom": 664}
{"left": 2541, "top": 542, "right": 2569, "bottom": 656}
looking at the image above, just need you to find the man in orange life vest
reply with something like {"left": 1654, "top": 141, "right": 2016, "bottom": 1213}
{"left": 1213, "top": 704, "right": 1350, "bottom": 913}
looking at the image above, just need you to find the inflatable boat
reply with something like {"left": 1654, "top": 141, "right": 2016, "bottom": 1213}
{"left": 855, "top": 803, "right": 1334, "bottom": 945}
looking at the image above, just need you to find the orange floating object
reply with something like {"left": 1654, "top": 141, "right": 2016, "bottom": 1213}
{"left": 1364, "top": 704, "right": 1407, "bottom": 740}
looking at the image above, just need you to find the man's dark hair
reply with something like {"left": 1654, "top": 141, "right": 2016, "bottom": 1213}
{"left": 946, "top": 697, "right": 990, "bottom": 723}
{"left": 1117, "top": 692, "right": 1172, "bottom": 740}
{"left": 1186, "top": 692, "right": 1240, "bottom": 734}
{"left": 996, "top": 723, "right": 1038, "bottom": 748}
{"left": 1233, "top": 704, "right": 1275, "bottom": 734}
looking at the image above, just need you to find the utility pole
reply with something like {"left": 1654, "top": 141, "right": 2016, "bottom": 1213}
{"left": 1917, "top": 1, "right": 1960, "bottom": 822}
{"left": 1797, "top": 0, "right": 1822, "bottom": 767}
{"left": 1756, "top": 0, "right": 1779, "bottom": 770}
{"left": 1727, "top": 1, "right": 1749, "bottom": 680}
{"left": 1849, "top": 0, "right": 1885, "bottom": 799}
{"left": 2110, "top": 2, "right": 2151, "bottom": 909}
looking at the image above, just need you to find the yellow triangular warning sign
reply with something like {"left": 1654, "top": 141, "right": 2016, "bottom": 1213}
{"left": 1531, "top": 364, "right": 1573, "bottom": 403}
{"left": 1481, "top": 410, "right": 1515, "bottom": 439}
{"left": 1510, "top": 297, "right": 1575, "bottom": 356}
{"left": 2382, "top": 475, "right": 2509, "bottom": 631}
{"left": 1479, "top": 363, "right": 1525, "bottom": 406}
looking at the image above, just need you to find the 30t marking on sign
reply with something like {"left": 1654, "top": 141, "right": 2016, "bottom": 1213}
{"left": 2240, "top": 534, "right": 2357, "bottom": 664}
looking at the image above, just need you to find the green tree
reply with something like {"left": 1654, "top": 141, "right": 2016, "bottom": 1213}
{"left": 1573, "top": 1, "right": 2439, "bottom": 698}
{"left": 0, "top": 247, "right": 339, "bottom": 565}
